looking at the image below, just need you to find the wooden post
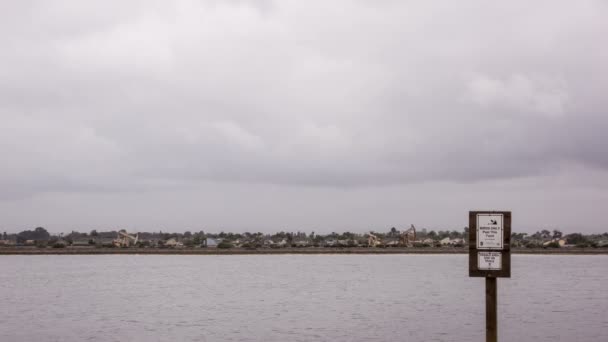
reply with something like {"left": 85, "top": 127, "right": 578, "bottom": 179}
{"left": 469, "top": 211, "right": 510, "bottom": 341}
{"left": 485, "top": 277, "right": 497, "bottom": 342}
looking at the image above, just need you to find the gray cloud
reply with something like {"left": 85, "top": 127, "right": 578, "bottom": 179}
{"left": 1, "top": 0, "right": 607, "bottom": 232}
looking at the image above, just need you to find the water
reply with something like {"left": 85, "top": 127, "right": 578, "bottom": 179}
{"left": 0, "top": 255, "right": 606, "bottom": 342}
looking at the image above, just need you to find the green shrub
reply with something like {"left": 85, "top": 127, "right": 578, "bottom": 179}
{"left": 545, "top": 242, "right": 560, "bottom": 248}
{"left": 218, "top": 241, "right": 233, "bottom": 249}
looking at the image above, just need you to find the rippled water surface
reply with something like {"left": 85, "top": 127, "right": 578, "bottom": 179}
{"left": 1, "top": 255, "right": 607, "bottom": 342}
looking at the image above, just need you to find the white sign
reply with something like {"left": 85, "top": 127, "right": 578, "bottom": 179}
{"left": 478, "top": 252, "right": 502, "bottom": 270}
{"left": 477, "top": 213, "right": 504, "bottom": 249}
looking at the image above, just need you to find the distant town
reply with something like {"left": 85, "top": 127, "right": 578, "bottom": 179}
{"left": 1, "top": 226, "right": 607, "bottom": 250}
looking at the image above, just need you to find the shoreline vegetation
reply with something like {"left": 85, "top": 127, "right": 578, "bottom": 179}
{"left": 2, "top": 226, "right": 607, "bottom": 255}
{"left": 1, "top": 247, "right": 607, "bottom": 255}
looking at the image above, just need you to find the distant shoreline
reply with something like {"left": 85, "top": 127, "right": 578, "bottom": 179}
{"left": 1, "top": 247, "right": 607, "bottom": 255}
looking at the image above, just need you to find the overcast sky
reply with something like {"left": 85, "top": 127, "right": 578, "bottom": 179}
{"left": 1, "top": 0, "right": 607, "bottom": 234}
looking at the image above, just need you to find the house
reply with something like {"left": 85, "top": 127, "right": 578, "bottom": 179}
{"left": 422, "top": 238, "right": 435, "bottom": 246}
{"left": 337, "top": 239, "right": 353, "bottom": 247}
{"left": 386, "top": 240, "right": 400, "bottom": 247}
{"left": 324, "top": 239, "right": 337, "bottom": 247}
{"left": 164, "top": 238, "right": 183, "bottom": 248}
{"left": 95, "top": 237, "right": 116, "bottom": 247}
{"left": 542, "top": 239, "right": 566, "bottom": 247}
{"left": 52, "top": 239, "right": 69, "bottom": 248}
{"left": 439, "top": 237, "right": 452, "bottom": 246}
{"left": 206, "top": 238, "right": 219, "bottom": 248}
{"left": 294, "top": 240, "right": 309, "bottom": 247}
{"left": 439, "top": 238, "right": 465, "bottom": 246}
{"left": 71, "top": 239, "right": 93, "bottom": 247}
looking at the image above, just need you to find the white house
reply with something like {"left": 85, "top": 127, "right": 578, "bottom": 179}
{"left": 542, "top": 239, "right": 566, "bottom": 247}
{"left": 164, "top": 238, "right": 184, "bottom": 248}
{"left": 206, "top": 238, "right": 219, "bottom": 248}
{"left": 422, "top": 238, "right": 435, "bottom": 246}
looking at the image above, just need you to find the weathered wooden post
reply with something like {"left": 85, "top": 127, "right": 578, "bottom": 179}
{"left": 485, "top": 277, "right": 497, "bottom": 342}
{"left": 469, "top": 211, "right": 511, "bottom": 342}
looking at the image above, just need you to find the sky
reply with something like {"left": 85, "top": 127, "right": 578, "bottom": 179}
{"left": 1, "top": 0, "right": 607, "bottom": 234}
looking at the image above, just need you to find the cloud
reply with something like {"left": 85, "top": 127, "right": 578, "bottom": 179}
{"left": 466, "top": 74, "right": 568, "bottom": 117}
{"left": 2, "top": 1, "right": 607, "bottom": 187}
{"left": 0, "top": 0, "right": 607, "bottom": 231}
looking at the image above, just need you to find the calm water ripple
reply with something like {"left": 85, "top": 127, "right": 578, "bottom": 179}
{"left": 0, "top": 255, "right": 606, "bottom": 342}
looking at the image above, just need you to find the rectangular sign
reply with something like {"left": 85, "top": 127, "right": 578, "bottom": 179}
{"left": 478, "top": 252, "right": 502, "bottom": 270}
{"left": 469, "top": 211, "right": 511, "bottom": 278}
{"left": 476, "top": 213, "right": 503, "bottom": 250}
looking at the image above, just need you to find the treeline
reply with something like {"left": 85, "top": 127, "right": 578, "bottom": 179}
{"left": 1, "top": 226, "right": 467, "bottom": 243}
{"left": 511, "top": 229, "right": 608, "bottom": 248}
{"left": 1, "top": 226, "right": 607, "bottom": 249}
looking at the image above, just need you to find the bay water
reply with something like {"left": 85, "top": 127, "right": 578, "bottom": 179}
{"left": 1, "top": 254, "right": 606, "bottom": 341}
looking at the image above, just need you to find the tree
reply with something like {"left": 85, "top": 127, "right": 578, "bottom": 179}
{"left": 192, "top": 235, "right": 201, "bottom": 245}
{"left": 34, "top": 227, "right": 49, "bottom": 239}
{"left": 90, "top": 230, "right": 98, "bottom": 237}
{"left": 511, "top": 233, "right": 527, "bottom": 241}
{"left": 313, "top": 234, "right": 325, "bottom": 246}
{"left": 437, "top": 230, "right": 450, "bottom": 239}
{"left": 341, "top": 231, "right": 356, "bottom": 240}
{"left": 17, "top": 227, "right": 50, "bottom": 243}
{"left": 545, "top": 241, "right": 560, "bottom": 248}
{"left": 390, "top": 227, "right": 398, "bottom": 237}
{"left": 552, "top": 230, "right": 563, "bottom": 239}
{"left": 566, "top": 233, "right": 586, "bottom": 245}
{"left": 218, "top": 241, "right": 233, "bottom": 249}
{"left": 52, "top": 242, "right": 66, "bottom": 248}
{"left": 286, "top": 233, "right": 294, "bottom": 244}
